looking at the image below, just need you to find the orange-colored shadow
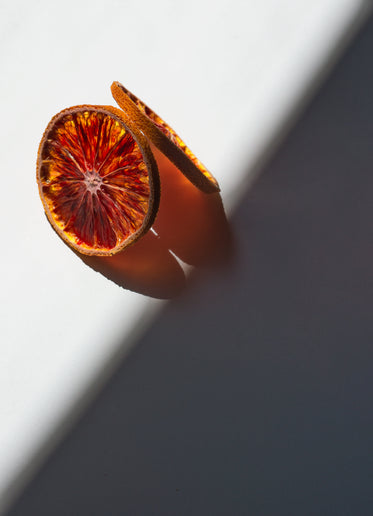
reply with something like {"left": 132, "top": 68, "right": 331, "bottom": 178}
{"left": 80, "top": 146, "right": 233, "bottom": 298}
{"left": 152, "top": 146, "right": 232, "bottom": 267}
{"left": 79, "top": 230, "right": 185, "bottom": 298}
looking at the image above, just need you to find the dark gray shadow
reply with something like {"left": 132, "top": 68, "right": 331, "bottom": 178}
{"left": 6, "top": 13, "right": 373, "bottom": 516}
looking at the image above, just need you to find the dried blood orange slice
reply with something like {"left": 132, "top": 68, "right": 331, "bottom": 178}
{"left": 111, "top": 81, "right": 220, "bottom": 194}
{"left": 37, "top": 105, "right": 159, "bottom": 256}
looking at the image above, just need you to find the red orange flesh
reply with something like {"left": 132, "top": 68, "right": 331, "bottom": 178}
{"left": 37, "top": 106, "right": 159, "bottom": 256}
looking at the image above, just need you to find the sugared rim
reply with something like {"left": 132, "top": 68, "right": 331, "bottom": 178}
{"left": 111, "top": 81, "right": 220, "bottom": 194}
{"left": 36, "top": 105, "right": 160, "bottom": 256}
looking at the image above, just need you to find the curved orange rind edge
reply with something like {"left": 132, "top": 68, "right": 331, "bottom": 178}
{"left": 111, "top": 81, "right": 220, "bottom": 194}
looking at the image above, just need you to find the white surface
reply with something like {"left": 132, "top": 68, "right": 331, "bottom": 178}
{"left": 0, "top": 0, "right": 369, "bottom": 512}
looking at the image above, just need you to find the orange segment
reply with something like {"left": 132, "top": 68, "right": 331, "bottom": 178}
{"left": 37, "top": 106, "right": 159, "bottom": 256}
{"left": 111, "top": 81, "right": 220, "bottom": 194}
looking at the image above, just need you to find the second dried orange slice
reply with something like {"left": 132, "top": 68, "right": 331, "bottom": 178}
{"left": 111, "top": 81, "right": 220, "bottom": 194}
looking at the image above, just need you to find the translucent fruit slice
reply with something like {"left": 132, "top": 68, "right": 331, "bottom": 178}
{"left": 37, "top": 105, "right": 159, "bottom": 256}
{"left": 111, "top": 81, "right": 220, "bottom": 194}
